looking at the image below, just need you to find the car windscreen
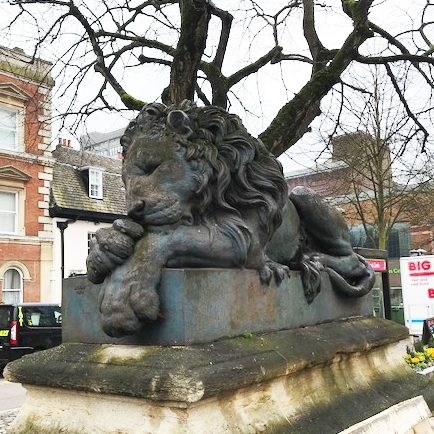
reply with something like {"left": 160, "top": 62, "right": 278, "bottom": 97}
{"left": 0, "top": 307, "right": 10, "bottom": 329}
{"left": 22, "top": 306, "right": 62, "bottom": 328}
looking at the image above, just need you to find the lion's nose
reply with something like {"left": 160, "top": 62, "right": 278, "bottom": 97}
{"left": 127, "top": 200, "right": 145, "bottom": 221}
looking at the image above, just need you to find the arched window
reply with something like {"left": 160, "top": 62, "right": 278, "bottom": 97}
{"left": 2, "top": 268, "right": 23, "bottom": 304}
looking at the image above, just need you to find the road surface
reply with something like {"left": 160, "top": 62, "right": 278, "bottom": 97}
{"left": 0, "top": 374, "right": 26, "bottom": 412}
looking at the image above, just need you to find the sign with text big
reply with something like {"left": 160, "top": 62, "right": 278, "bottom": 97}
{"left": 400, "top": 255, "right": 434, "bottom": 335}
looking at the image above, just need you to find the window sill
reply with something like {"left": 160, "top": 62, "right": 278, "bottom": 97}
{"left": 0, "top": 234, "right": 53, "bottom": 243}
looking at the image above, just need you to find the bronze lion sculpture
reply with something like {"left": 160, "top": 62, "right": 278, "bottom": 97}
{"left": 87, "top": 102, "right": 375, "bottom": 337}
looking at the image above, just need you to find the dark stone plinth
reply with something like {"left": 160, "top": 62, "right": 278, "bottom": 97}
{"left": 63, "top": 269, "right": 373, "bottom": 345}
{"left": 5, "top": 318, "right": 434, "bottom": 434}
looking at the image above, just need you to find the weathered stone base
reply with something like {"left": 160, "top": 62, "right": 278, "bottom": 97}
{"left": 6, "top": 390, "right": 434, "bottom": 434}
{"left": 5, "top": 318, "right": 434, "bottom": 434}
{"left": 339, "top": 396, "right": 434, "bottom": 434}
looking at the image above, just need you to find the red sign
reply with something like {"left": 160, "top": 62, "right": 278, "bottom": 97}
{"left": 367, "top": 259, "right": 387, "bottom": 272}
{"left": 408, "top": 260, "right": 433, "bottom": 276}
{"left": 409, "top": 260, "right": 431, "bottom": 271}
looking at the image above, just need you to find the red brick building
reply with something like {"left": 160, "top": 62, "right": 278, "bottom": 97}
{"left": 285, "top": 139, "right": 434, "bottom": 323}
{"left": 285, "top": 133, "right": 433, "bottom": 258}
{"left": 0, "top": 46, "right": 54, "bottom": 303}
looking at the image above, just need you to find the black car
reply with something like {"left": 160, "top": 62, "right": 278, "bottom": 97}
{"left": 0, "top": 303, "right": 62, "bottom": 369}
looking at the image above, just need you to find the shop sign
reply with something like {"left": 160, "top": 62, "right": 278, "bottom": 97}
{"left": 367, "top": 259, "right": 387, "bottom": 272}
{"left": 400, "top": 255, "right": 434, "bottom": 335}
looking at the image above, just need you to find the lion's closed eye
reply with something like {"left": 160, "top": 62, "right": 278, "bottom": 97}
{"left": 134, "top": 162, "right": 160, "bottom": 176}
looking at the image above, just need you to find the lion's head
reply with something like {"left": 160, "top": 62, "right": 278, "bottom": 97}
{"left": 120, "top": 102, "right": 288, "bottom": 265}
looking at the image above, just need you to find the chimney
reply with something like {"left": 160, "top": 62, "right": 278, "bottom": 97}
{"left": 58, "top": 137, "right": 73, "bottom": 148}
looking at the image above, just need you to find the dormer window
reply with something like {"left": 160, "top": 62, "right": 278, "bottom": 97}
{"left": 89, "top": 168, "right": 103, "bottom": 199}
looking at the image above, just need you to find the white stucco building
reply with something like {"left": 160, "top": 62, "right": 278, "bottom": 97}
{"left": 50, "top": 144, "right": 126, "bottom": 302}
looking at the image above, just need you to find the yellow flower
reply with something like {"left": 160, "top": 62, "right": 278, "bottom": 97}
{"left": 419, "top": 356, "right": 425, "bottom": 361}
{"left": 411, "top": 357, "right": 420, "bottom": 363}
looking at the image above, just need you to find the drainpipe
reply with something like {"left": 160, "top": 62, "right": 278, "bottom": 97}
{"left": 56, "top": 219, "right": 76, "bottom": 280}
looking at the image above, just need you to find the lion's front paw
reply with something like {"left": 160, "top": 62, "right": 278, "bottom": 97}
{"left": 98, "top": 256, "right": 162, "bottom": 337}
{"left": 259, "top": 259, "right": 290, "bottom": 285}
{"left": 87, "top": 219, "right": 144, "bottom": 283}
{"left": 101, "top": 308, "right": 143, "bottom": 338}
{"left": 100, "top": 288, "right": 160, "bottom": 337}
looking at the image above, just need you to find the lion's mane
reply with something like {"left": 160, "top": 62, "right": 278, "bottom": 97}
{"left": 121, "top": 102, "right": 288, "bottom": 266}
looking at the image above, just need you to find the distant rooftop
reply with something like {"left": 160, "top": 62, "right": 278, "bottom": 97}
{"left": 284, "top": 160, "right": 347, "bottom": 179}
{"left": 50, "top": 145, "right": 126, "bottom": 221}
{"left": 81, "top": 126, "right": 127, "bottom": 149}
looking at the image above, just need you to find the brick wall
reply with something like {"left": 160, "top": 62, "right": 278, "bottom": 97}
{"left": 0, "top": 47, "right": 54, "bottom": 302}
{"left": 286, "top": 164, "right": 434, "bottom": 255}
{"left": 411, "top": 227, "right": 434, "bottom": 255}
{"left": 0, "top": 243, "right": 41, "bottom": 302}
{"left": 0, "top": 155, "right": 49, "bottom": 236}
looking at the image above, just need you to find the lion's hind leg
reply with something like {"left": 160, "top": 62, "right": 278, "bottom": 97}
{"left": 258, "top": 258, "right": 290, "bottom": 285}
{"left": 289, "top": 186, "right": 375, "bottom": 298}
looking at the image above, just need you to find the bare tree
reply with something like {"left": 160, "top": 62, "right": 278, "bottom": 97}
{"left": 322, "top": 71, "right": 434, "bottom": 251}
{"left": 2, "top": 0, "right": 434, "bottom": 156}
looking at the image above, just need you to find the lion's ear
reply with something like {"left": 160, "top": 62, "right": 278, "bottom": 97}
{"left": 167, "top": 110, "right": 193, "bottom": 139}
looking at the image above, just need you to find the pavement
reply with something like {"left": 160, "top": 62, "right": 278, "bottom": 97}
{"left": 0, "top": 374, "right": 24, "bottom": 434}
{"left": 0, "top": 409, "right": 18, "bottom": 434}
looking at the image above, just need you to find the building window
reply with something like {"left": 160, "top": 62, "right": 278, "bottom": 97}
{"left": 87, "top": 232, "right": 96, "bottom": 254}
{"left": 89, "top": 169, "right": 103, "bottom": 199}
{"left": 2, "top": 268, "right": 23, "bottom": 304}
{"left": 0, "top": 107, "right": 17, "bottom": 151}
{"left": 0, "top": 190, "right": 17, "bottom": 234}
{"left": 349, "top": 222, "right": 411, "bottom": 259}
{"left": 109, "top": 146, "right": 122, "bottom": 157}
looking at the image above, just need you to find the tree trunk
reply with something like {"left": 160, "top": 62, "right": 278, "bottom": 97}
{"left": 166, "top": 0, "right": 211, "bottom": 105}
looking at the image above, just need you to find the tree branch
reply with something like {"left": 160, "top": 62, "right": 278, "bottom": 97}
{"left": 302, "top": 0, "right": 331, "bottom": 74}
{"left": 210, "top": 6, "right": 233, "bottom": 71}
{"left": 384, "top": 63, "right": 429, "bottom": 152}
{"left": 227, "top": 46, "right": 282, "bottom": 87}
{"left": 92, "top": 31, "right": 176, "bottom": 56}
{"left": 138, "top": 55, "right": 172, "bottom": 67}
{"left": 356, "top": 53, "right": 434, "bottom": 65}
{"left": 67, "top": 1, "right": 145, "bottom": 110}
{"left": 260, "top": 0, "right": 375, "bottom": 156}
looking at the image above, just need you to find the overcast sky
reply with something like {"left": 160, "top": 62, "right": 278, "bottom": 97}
{"left": 1, "top": 0, "right": 432, "bottom": 173}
